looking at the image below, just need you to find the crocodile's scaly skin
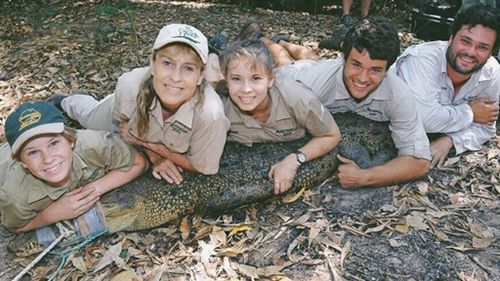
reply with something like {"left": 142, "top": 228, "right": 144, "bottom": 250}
{"left": 100, "top": 112, "right": 396, "bottom": 232}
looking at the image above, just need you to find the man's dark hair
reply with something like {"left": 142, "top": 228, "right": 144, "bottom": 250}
{"left": 341, "top": 16, "right": 400, "bottom": 69}
{"left": 450, "top": 4, "right": 499, "bottom": 47}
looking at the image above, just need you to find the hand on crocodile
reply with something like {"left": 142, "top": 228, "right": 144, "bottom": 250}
{"left": 268, "top": 154, "right": 301, "bottom": 195}
{"left": 152, "top": 158, "right": 184, "bottom": 184}
{"left": 15, "top": 186, "right": 100, "bottom": 233}
{"left": 430, "top": 136, "right": 454, "bottom": 168}
{"left": 336, "top": 155, "right": 367, "bottom": 188}
{"left": 57, "top": 185, "right": 101, "bottom": 217}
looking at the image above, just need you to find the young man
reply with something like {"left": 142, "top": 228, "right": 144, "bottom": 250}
{"left": 391, "top": 4, "right": 500, "bottom": 168}
{"left": 252, "top": 18, "right": 432, "bottom": 188}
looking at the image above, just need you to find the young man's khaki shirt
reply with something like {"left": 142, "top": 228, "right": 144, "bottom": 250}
{"left": 0, "top": 130, "right": 136, "bottom": 230}
{"left": 224, "top": 74, "right": 335, "bottom": 146}
{"left": 112, "top": 67, "right": 230, "bottom": 174}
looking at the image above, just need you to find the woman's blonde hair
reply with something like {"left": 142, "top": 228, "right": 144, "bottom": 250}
{"left": 136, "top": 43, "right": 207, "bottom": 137}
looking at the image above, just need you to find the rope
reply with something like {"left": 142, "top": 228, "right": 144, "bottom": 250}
{"left": 47, "top": 229, "right": 108, "bottom": 281}
{"left": 12, "top": 223, "right": 73, "bottom": 281}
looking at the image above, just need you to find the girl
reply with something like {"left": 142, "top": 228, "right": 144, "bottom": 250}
{"left": 0, "top": 101, "right": 147, "bottom": 232}
{"left": 50, "top": 24, "right": 230, "bottom": 184}
{"left": 218, "top": 40, "right": 341, "bottom": 194}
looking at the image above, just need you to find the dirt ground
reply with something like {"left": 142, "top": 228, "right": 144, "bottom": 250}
{"left": 0, "top": 1, "right": 499, "bottom": 280}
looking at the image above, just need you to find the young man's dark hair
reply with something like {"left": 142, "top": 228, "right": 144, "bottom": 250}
{"left": 450, "top": 3, "right": 499, "bottom": 47}
{"left": 341, "top": 16, "right": 400, "bottom": 69}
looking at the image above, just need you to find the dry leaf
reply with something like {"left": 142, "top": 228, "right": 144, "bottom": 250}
{"left": 416, "top": 182, "right": 429, "bottom": 195}
{"left": 340, "top": 241, "right": 351, "bottom": 270}
{"left": 426, "top": 211, "right": 453, "bottom": 219}
{"left": 126, "top": 247, "right": 143, "bottom": 262}
{"left": 432, "top": 228, "right": 449, "bottom": 241}
{"left": 282, "top": 185, "right": 306, "bottom": 203}
{"left": 276, "top": 212, "right": 291, "bottom": 223}
{"left": 308, "top": 226, "right": 321, "bottom": 247}
{"left": 229, "top": 225, "right": 250, "bottom": 236}
{"left": 222, "top": 257, "right": 237, "bottom": 278}
{"left": 110, "top": 271, "right": 143, "bottom": 281}
{"left": 219, "top": 238, "right": 248, "bottom": 257}
{"left": 394, "top": 223, "right": 409, "bottom": 234}
{"left": 93, "top": 242, "right": 123, "bottom": 273}
{"left": 180, "top": 216, "right": 190, "bottom": 240}
{"left": 291, "top": 213, "right": 311, "bottom": 226}
{"left": 287, "top": 234, "right": 306, "bottom": 263}
{"left": 235, "top": 263, "right": 259, "bottom": 279}
{"left": 472, "top": 237, "right": 493, "bottom": 249}
{"left": 447, "top": 241, "right": 474, "bottom": 252}
{"left": 209, "top": 226, "right": 227, "bottom": 245}
{"left": 468, "top": 223, "right": 485, "bottom": 238}
{"left": 313, "top": 233, "right": 343, "bottom": 252}
{"left": 338, "top": 221, "right": 369, "bottom": 237}
{"left": 70, "top": 256, "right": 87, "bottom": 273}
{"left": 380, "top": 203, "right": 397, "bottom": 212}
{"left": 193, "top": 224, "right": 214, "bottom": 240}
{"left": 406, "top": 214, "right": 429, "bottom": 231}
{"left": 364, "top": 222, "right": 389, "bottom": 234}
{"left": 458, "top": 272, "right": 479, "bottom": 281}
{"left": 199, "top": 240, "right": 219, "bottom": 277}
{"left": 124, "top": 233, "right": 142, "bottom": 244}
{"left": 255, "top": 264, "right": 287, "bottom": 277}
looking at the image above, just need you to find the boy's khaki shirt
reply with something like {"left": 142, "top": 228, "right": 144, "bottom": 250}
{"left": 0, "top": 130, "right": 136, "bottom": 230}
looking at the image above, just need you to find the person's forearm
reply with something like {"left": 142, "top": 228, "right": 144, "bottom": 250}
{"left": 298, "top": 124, "right": 341, "bottom": 161}
{"left": 15, "top": 208, "right": 58, "bottom": 233}
{"left": 91, "top": 151, "right": 148, "bottom": 194}
{"left": 298, "top": 135, "right": 339, "bottom": 162}
{"left": 360, "top": 156, "right": 430, "bottom": 187}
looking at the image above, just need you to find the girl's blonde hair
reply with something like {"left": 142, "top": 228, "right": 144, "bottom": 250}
{"left": 136, "top": 43, "right": 207, "bottom": 137}
{"left": 220, "top": 39, "right": 274, "bottom": 79}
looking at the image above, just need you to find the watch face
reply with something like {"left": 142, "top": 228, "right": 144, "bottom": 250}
{"left": 297, "top": 152, "right": 306, "bottom": 163}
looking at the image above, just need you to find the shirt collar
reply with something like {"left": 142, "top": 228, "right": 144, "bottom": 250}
{"left": 150, "top": 95, "right": 196, "bottom": 129}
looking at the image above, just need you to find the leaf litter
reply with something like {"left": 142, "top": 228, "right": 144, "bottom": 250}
{"left": 0, "top": 1, "right": 499, "bottom": 280}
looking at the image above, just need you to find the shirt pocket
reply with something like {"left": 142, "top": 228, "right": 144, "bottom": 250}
{"left": 162, "top": 122, "right": 191, "bottom": 153}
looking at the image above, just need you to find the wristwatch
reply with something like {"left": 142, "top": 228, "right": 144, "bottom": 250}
{"left": 295, "top": 150, "right": 307, "bottom": 165}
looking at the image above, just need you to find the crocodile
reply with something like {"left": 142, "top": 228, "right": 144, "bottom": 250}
{"left": 101, "top": 112, "right": 397, "bottom": 232}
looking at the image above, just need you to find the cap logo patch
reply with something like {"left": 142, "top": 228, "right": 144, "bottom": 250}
{"left": 174, "top": 26, "right": 200, "bottom": 44}
{"left": 18, "top": 108, "right": 42, "bottom": 130}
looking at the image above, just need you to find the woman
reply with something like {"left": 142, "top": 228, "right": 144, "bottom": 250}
{"left": 0, "top": 101, "right": 147, "bottom": 232}
{"left": 217, "top": 40, "right": 341, "bottom": 194}
{"left": 50, "top": 24, "right": 230, "bottom": 184}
